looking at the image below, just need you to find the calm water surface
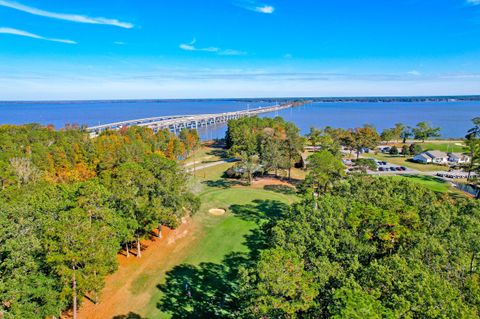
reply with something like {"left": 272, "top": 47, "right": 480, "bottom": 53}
{"left": 0, "top": 100, "right": 478, "bottom": 139}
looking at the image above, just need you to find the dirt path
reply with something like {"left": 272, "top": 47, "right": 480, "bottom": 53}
{"left": 76, "top": 218, "right": 199, "bottom": 319}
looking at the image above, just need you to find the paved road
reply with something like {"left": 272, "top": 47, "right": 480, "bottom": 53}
{"left": 361, "top": 156, "right": 472, "bottom": 183}
{"left": 184, "top": 158, "right": 237, "bottom": 172}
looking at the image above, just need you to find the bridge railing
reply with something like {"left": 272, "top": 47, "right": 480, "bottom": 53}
{"left": 87, "top": 103, "right": 292, "bottom": 133}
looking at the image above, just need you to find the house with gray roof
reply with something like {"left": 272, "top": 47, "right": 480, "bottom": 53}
{"left": 413, "top": 150, "right": 470, "bottom": 165}
{"left": 413, "top": 151, "right": 449, "bottom": 164}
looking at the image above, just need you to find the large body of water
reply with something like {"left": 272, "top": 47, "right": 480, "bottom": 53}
{"left": 0, "top": 100, "right": 478, "bottom": 139}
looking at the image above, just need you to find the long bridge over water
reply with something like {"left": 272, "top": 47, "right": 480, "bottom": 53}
{"left": 87, "top": 103, "right": 293, "bottom": 136}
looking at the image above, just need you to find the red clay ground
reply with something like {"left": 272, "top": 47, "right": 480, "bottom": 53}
{"left": 74, "top": 219, "right": 197, "bottom": 319}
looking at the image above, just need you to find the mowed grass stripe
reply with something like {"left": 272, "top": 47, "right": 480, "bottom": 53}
{"left": 142, "top": 187, "right": 297, "bottom": 318}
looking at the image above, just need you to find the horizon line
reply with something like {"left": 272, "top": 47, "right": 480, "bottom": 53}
{"left": 0, "top": 94, "right": 479, "bottom": 104}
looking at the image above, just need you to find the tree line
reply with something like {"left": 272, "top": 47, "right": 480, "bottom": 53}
{"left": 225, "top": 116, "right": 304, "bottom": 182}
{"left": 0, "top": 124, "right": 200, "bottom": 319}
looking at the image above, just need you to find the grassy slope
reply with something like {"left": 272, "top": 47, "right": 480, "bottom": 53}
{"left": 388, "top": 175, "right": 451, "bottom": 193}
{"left": 386, "top": 174, "right": 467, "bottom": 199}
{"left": 142, "top": 162, "right": 297, "bottom": 318}
{"left": 182, "top": 144, "right": 227, "bottom": 166}
{"left": 421, "top": 142, "right": 465, "bottom": 153}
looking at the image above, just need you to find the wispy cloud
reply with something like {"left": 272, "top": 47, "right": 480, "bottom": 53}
{"left": 407, "top": 70, "right": 422, "bottom": 76}
{"left": 0, "top": 0, "right": 133, "bottom": 29}
{"left": 466, "top": 0, "right": 480, "bottom": 5}
{"left": 0, "top": 27, "right": 76, "bottom": 44}
{"left": 179, "top": 39, "right": 219, "bottom": 52}
{"left": 234, "top": 0, "right": 275, "bottom": 14}
{"left": 179, "top": 39, "right": 247, "bottom": 56}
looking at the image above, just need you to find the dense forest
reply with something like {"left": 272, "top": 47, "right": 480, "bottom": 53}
{"left": 220, "top": 116, "right": 480, "bottom": 318}
{"left": 238, "top": 176, "right": 480, "bottom": 318}
{"left": 0, "top": 124, "right": 200, "bottom": 318}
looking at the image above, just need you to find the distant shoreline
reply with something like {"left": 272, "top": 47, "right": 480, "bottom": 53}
{"left": 1, "top": 95, "right": 479, "bottom": 104}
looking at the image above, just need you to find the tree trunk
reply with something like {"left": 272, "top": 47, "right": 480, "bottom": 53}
{"left": 137, "top": 236, "right": 142, "bottom": 258}
{"left": 467, "top": 160, "right": 473, "bottom": 180}
{"left": 356, "top": 150, "right": 360, "bottom": 160}
{"left": 125, "top": 242, "right": 130, "bottom": 258}
{"left": 158, "top": 224, "right": 163, "bottom": 239}
{"left": 470, "top": 252, "right": 476, "bottom": 274}
{"left": 72, "top": 266, "right": 77, "bottom": 319}
{"left": 288, "top": 167, "right": 292, "bottom": 180}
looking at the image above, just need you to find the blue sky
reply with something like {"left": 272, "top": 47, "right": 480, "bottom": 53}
{"left": 0, "top": 0, "right": 480, "bottom": 100}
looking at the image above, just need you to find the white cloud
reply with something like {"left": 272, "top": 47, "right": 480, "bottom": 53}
{"left": 0, "top": 27, "right": 76, "bottom": 44}
{"left": 407, "top": 70, "right": 422, "bottom": 76}
{"left": 235, "top": 1, "right": 275, "bottom": 14}
{"left": 179, "top": 39, "right": 246, "bottom": 56}
{"left": 255, "top": 5, "right": 274, "bottom": 14}
{"left": 114, "top": 41, "right": 125, "bottom": 45}
{"left": 466, "top": 0, "right": 480, "bottom": 5}
{"left": 0, "top": 0, "right": 133, "bottom": 29}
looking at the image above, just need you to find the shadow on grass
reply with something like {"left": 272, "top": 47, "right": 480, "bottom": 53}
{"left": 230, "top": 199, "right": 290, "bottom": 257}
{"left": 230, "top": 199, "right": 289, "bottom": 223}
{"left": 156, "top": 200, "right": 289, "bottom": 318}
{"left": 157, "top": 252, "right": 248, "bottom": 319}
{"left": 263, "top": 184, "right": 297, "bottom": 195}
{"left": 202, "top": 179, "right": 241, "bottom": 189}
{"left": 207, "top": 148, "right": 228, "bottom": 159}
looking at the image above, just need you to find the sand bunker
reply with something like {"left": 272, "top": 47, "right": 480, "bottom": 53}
{"left": 209, "top": 208, "right": 226, "bottom": 216}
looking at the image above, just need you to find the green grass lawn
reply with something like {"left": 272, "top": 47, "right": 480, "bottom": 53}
{"left": 366, "top": 153, "right": 446, "bottom": 172}
{"left": 386, "top": 174, "right": 467, "bottom": 199}
{"left": 142, "top": 167, "right": 298, "bottom": 318}
{"left": 421, "top": 141, "right": 466, "bottom": 153}
{"left": 192, "top": 162, "right": 235, "bottom": 181}
{"left": 388, "top": 174, "right": 451, "bottom": 193}
{"left": 183, "top": 145, "right": 227, "bottom": 166}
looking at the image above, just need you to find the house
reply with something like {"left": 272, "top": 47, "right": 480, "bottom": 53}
{"left": 448, "top": 152, "right": 471, "bottom": 164}
{"left": 413, "top": 151, "right": 449, "bottom": 164}
{"left": 413, "top": 151, "right": 471, "bottom": 165}
{"left": 413, "top": 153, "right": 432, "bottom": 164}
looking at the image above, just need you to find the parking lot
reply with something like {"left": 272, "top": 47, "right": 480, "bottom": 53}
{"left": 374, "top": 160, "right": 412, "bottom": 173}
